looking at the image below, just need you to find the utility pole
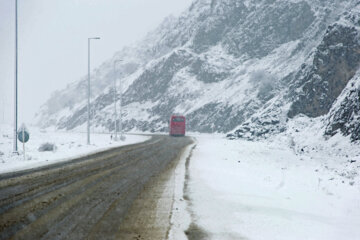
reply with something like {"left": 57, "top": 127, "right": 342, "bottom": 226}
{"left": 13, "top": 0, "right": 18, "bottom": 153}
{"left": 87, "top": 37, "right": 100, "bottom": 145}
{"left": 113, "top": 60, "right": 122, "bottom": 141}
{"left": 119, "top": 68, "right": 124, "bottom": 141}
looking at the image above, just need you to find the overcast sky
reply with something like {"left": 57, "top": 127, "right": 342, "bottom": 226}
{"left": 0, "top": 0, "right": 193, "bottom": 125}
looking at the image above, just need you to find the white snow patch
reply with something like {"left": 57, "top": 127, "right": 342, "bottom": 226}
{"left": 168, "top": 141, "right": 195, "bottom": 240}
{"left": 0, "top": 124, "right": 149, "bottom": 174}
{"left": 179, "top": 133, "right": 360, "bottom": 240}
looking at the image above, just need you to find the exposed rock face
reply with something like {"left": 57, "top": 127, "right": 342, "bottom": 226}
{"left": 223, "top": 0, "right": 315, "bottom": 58}
{"left": 325, "top": 75, "right": 360, "bottom": 141}
{"left": 36, "top": 0, "right": 360, "bottom": 142}
{"left": 123, "top": 50, "right": 195, "bottom": 104}
{"left": 191, "top": 0, "right": 248, "bottom": 53}
{"left": 288, "top": 24, "right": 360, "bottom": 118}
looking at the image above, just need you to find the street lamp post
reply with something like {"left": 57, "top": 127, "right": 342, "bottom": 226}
{"left": 119, "top": 66, "right": 125, "bottom": 141}
{"left": 113, "top": 60, "right": 122, "bottom": 141}
{"left": 87, "top": 37, "right": 100, "bottom": 145}
{"left": 13, "top": 0, "right": 18, "bottom": 153}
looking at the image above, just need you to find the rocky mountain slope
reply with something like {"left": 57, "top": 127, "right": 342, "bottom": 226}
{"left": 36, "top": 0, "right": 360, "bottom": 141}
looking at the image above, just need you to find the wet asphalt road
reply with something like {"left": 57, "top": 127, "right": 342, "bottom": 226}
{"left": 0, "top": 135, "right": 192, "bottom": 240}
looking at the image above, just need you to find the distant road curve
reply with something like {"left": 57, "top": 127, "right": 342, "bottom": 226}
{"left": 0, "top": 135, "right": 193, "bottom": 240}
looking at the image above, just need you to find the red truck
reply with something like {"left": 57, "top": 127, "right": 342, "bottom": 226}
{"left": 169, "top": 115, "right": 186, "bottom": 136}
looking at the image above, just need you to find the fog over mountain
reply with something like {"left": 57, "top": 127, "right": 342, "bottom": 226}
{"left": 36, "top": 0, "right": 360, "bottom": 141}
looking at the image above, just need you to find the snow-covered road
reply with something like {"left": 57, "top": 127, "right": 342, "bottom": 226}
{"left": 0, "top": 135, "right": 192, "bottom": 239}
{"left": 172, "top": 134, "right": 360, "bottom": 240}
{"left": 1, "top": 123, "right": 360, "bottom": 239}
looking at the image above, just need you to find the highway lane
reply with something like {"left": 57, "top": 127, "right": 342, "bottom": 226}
{"left": 0, "top": 135, "right": 193, "bottom": 240}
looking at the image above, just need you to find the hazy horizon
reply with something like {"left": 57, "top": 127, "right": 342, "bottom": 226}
{"left": 0, "top": 0, "right": 193, "bottom": 126}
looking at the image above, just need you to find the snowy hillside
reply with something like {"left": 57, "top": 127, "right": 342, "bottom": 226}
{"left": 37, "top": 0, "right": 360, "bottom": 141}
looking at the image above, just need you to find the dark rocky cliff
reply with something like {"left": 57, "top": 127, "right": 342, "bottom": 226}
{"left": 288, "top": 24, "right": 360, "bottom": 118}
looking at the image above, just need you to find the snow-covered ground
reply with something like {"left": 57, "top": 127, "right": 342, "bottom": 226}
{"left": 171, "top": 130, "right": 360, "bottom": 240}
{"left": 0, "top": 124, "right": 149, "bottom": 174}
{"left": 2, "top": 121, "right": 360, "bottom": 240}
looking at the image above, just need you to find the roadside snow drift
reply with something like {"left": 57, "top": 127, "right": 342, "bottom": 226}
{"left": 181, "top": 134, "right": 360, "bottom": 240}
{"left": 0, "top": 124, "right": 149, "bottom": 174}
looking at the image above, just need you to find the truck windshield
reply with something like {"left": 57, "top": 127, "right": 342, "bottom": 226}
{"left": 172, "top": 117, "right": 184, "bottom": 122}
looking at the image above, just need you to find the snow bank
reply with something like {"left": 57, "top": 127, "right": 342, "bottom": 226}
{"left": 183, "top": 134, "right": 360, "bottom": 240}
{"left": 168, "top": 141, "right": 195, "bottom": 240}
{"left": 0, "top": 124, "right": 149, "bottom": 174}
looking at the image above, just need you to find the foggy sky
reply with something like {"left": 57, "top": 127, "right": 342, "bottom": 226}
{"left": 0, "top": 0, "right": 193, "bottom": 125}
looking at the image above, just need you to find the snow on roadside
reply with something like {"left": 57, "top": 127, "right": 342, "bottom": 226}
{"left": 0, "top": 124, "right": 149, "bottom": 174}
{"left": 168, "top": 141, "right": 195, "bottom": 240}
{"left": 183, "top": 133, "right": 360, "bottom": 240}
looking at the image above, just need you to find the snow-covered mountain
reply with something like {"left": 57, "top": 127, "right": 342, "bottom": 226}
{"left": 36, "top": 0, "right": 360, "bottom": 141}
